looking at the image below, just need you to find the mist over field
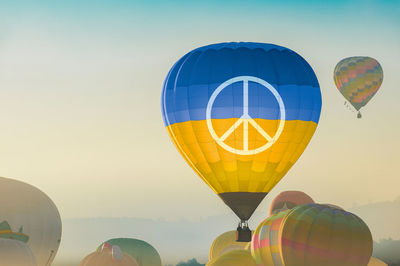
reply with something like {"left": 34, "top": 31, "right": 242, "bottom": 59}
{"left": 52, "top": 197, "right": 400, "bottom": 266}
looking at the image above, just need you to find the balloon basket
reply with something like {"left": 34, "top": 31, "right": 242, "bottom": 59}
{"left": 236, "top": 222, "right": 252, "bottom": 242}
{"left": 357, "top": 111, "right": 362, "bottom": 119}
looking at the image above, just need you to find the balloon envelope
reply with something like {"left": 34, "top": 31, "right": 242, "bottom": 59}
{"left": 97, "top": 238, "right": 161, "bottom": 266}
{"left": 0, "top": 177, "right": 62, "bottom": 266}
{"left": 162, "top": 42, "right": 322, "bottom": 221}
{"left": 80, "top": 244, "right": 138, "bottom": 266}
{"left": 334, "top": 56, "right": 383, "bottom": 111}
{"left": 321, "top": 203, "right": 344, "bottom": 210}
{"left": 0, "top": 238, "right": 37, "bottom": 266}
{"left": 269, "top": 190, "right": 314, "bottom": 215}
{"left": 252, "top": 209, "right": 291, "bottom": 265}
{"left": 207, "top": 250, "right": 256, "bottom": 266}
{"left": 209, "top": 231, "right": 248, "bottom": 261}
{"left": 279, "top": 204, "right": 373, "bottom": 266}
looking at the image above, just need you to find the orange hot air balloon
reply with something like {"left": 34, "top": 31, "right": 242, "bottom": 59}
{"left": 269, "top": 190, "right": 314, "bottom": 215}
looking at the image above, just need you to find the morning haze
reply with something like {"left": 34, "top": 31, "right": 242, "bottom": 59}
{"left": 0, "top": 0, "right": 399, "bottom": 265}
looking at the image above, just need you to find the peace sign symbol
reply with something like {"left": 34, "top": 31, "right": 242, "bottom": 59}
{"left": 206, "top": 76, "right": 286, "bottom": 155}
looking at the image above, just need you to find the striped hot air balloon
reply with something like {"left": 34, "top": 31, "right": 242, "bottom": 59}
{"left": 279, "top": 204, "right": 373, "bottom": 266}
{"left": 251, "top": 209, "right": 290, "bottom": 266}
{"left": 334, "top": 56, "right": 383, "bottom": 118}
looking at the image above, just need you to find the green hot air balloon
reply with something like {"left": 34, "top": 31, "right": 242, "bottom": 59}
{"left": 97, "top": 238, "right": 161, "bottom": 266}
{"left": 334, "top": 56, "right": 383, "bottom": 118}
{"left": 80, "top": 243, "right": 139, "bottom": 266}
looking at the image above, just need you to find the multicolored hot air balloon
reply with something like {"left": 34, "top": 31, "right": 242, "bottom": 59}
{"left": 80, "top": 243, "right": 138, "bottom": 266}
{"left": 280, "top": 204, "right": 372, "bottom": 266}
{"left": 207, "top": 250, "right": 256, "bottom": 266}
{"left": 269, "top": 190, "right": 314, "bottom": 215}
{"left": 251, "top": 209, "right": 291, "bottom": 265}
{"left": 161, "top": 42, "right": 322, "bottom": 240}
{"left": 0, "top": 177, "right": 62, "bottom": 266}
{"left": 334, "top": 56, "right": 383, "bottom": 118}
{"left": 209, "top": 231, "right": 248, "bottom": 261}
{"left": 97, "top": 238, "right": 162, "bottom": 266}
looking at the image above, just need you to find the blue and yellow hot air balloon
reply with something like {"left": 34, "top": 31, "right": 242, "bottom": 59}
{"left": 161, "top": 42, "right": 322, "bottom": 240}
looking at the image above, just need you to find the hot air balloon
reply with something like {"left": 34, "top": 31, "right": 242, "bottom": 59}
{"left": 269, "top": 190, "right": 314, "bottom": 215}
{"left": 334, "top": 56, "right": 383, "bottom": 118}
{"left": 80, "top": 243, "right": 138, "bottom": 266}
{"left": 0, "top": 238, "right": 37, "bottom": 266}
{"left": 97, "top": 238, "right": 161, "bottom": 266}
{"left": 278, "top": 204, "right": 372, "bottom": 266}
{"left": 251, "top": 209, "right": 291, "bottom": 265}
{"left": 207, "top": 250, "right": 256, "bottom": 266}
{"left": 161, "top": 42, "right": 322, "bottom": 241}
{"left": 245, "top": 242, "right": 251, "bottom": 252}
{"left": 209, "top": 231, "right": 248, "bottom": 261}
{"left": 0, "top": 177, "right": 62, "bottom": 266}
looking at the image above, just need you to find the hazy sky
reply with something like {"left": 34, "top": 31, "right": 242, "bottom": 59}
{"left": 0, "top": 0, "right": 399, "bottom": 221}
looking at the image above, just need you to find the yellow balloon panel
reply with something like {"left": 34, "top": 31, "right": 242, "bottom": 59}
{"left": 207, "top": 250, "right": 256, "bottom": 266}
{"left": 209, "top": 231, "right": 248, "bottom": 261}
{"left": 166, "top": 119, "right": 317, "bottom": 194}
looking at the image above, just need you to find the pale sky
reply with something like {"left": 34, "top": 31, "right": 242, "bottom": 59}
{"left": 0, "top": 0, "right": 399, "bottom": 221}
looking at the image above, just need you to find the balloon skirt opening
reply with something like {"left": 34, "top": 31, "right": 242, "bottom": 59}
{"left": 218, "top": 192, "right": 267, "bottom": 221}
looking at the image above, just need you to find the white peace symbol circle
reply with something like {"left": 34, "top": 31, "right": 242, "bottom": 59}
{"left": 206, "top": 76, "right": 286, "bottom": 155}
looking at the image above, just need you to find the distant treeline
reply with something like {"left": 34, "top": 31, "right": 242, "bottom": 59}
{"left": 373, "top": 239, "right": 400, "bottom": 266}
